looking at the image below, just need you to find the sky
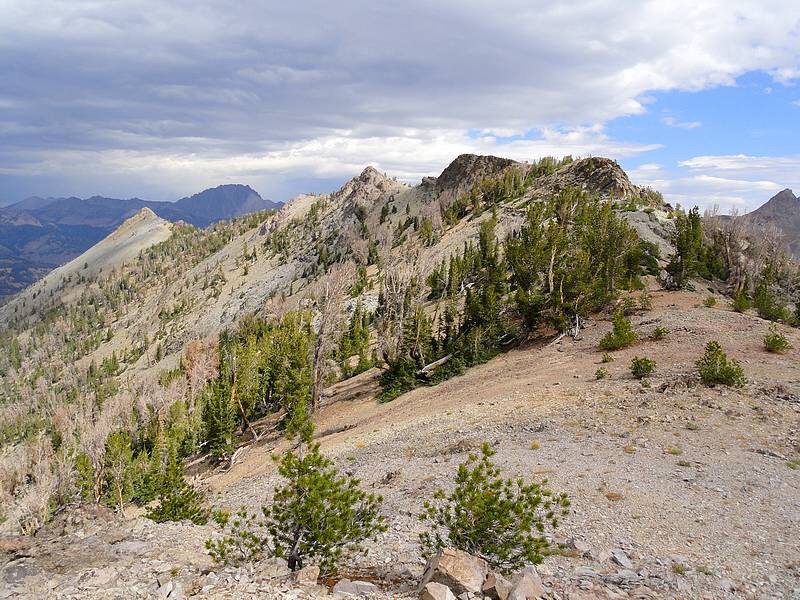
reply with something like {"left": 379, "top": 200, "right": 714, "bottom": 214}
{"left": 0, "top": 1, "right": 799, "bottom": 212}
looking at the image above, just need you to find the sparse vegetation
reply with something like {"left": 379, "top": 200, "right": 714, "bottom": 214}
{"left": 599, "top": 312, "right": 638, "bottom": 351}
{"left": 651, "top": 326, "right": 669, "bottom": 340}
{"left": 419, "top": 443, "right": 569, "bottom": 573}
{"left": 763, "top": 324, "right": 792, "bottom": 353}
{"left": 696, "top": 341, "right": 746, "bottom": 387}
{"left": 630, "top": 356, "right": 656, "bottom": 379}
{"left": 703, "top": 295, "right": 717, "bottom": 308}
{"left": 732, "top": 289, "right": 750, "bottom": 313}
{"left": 595, "top": 367, "right": 609, "bottom": 380}
{"left": 206, "top": 422, "right": 385, "bottom": 574}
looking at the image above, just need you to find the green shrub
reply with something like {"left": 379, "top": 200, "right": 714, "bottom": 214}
{"left": 601, "top": 352, "right": 614, "bottom": 363}
{"left": 206, "top": 427, "right": 385, "bottom": 574}
{"left": 630, "top": 356, "right": 656, "bottom": 379}
{"left": 638, "top": 289, "right": 653, "bottom": 312}
{"left": 703, "top": 295, "right": 716, "bottom": 308}
{"left": 732, "top": 290, "right": 750, "bottom": 313}
{"left": 419, "top": 443, "right": 569, "bottom": 573}
{"left": 763, "top": 324, "right": 792, "bottom": 353}
{"left": 595, "top": 368, "right": 609, "bottom": 380}
{"left": 146, "top": 444, "right": 209, "bottom": 525}
{"left": 599, "top": 312, "right": 638, "bottom": 351}
{"left": 753, "top": 278, "right": 787, "bottom": 322}
{"left": 651, "top": 326, "right": 669, "bottom": 340}
{"left": 264, "top": 434, "right": 386, "bottom": 573}
{"left": 696, "top": 341, "right": 746, "bottom": 387}
{"left": 620, "top": 296, "right": 637, "bottom": 316}
{"left": 205, "top": 508, "right": 268, "bottom": 566}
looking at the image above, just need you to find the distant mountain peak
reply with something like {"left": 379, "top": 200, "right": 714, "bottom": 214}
{"left": 750, "top": 188, "right": 798, "bottom": 217}
{"left": 746, "top": 187, "right": 800, "bottom": 257}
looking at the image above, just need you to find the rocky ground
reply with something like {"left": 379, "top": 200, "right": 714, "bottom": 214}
{"left": 1, "top": 287, "right": 799, "bottom": 599}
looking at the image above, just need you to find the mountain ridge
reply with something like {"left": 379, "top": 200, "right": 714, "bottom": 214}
{"left": 0, "top": 184, "right": 279, "bottom": 301}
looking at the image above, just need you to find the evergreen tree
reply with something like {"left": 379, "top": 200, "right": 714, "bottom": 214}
{"left": 666, "top": 207, "right": 703, "bottom": 288}
{"left": 264, "top": 425, "right": 386, "bottom": 573}
{"left": 103, "top": 430, "right": 133, "bottom": 515}
{"left": 146, "top": 441, "right": 209, "bottom": 525}
{"left": 204, "top": 333, "right": 237, "bottom": 458}
{"left": 420, "top": 443, "right": 569, "bottom": 573}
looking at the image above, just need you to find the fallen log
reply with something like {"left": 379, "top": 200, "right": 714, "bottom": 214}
{"left": 417, "top": 354, "right": 453, "bottom": 375}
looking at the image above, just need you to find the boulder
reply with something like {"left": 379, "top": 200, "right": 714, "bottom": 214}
{"left": 261, "top": 557, "right": 291, "bottom": 579}
{"left": 294, "top": 564, "right": 320, "bottom": 584}
{"left": 482, "top": 572, "right": 513, "bottom": 600}
{"left": 610, "top": 549, "right": 633, "bottom": 570}
{"left": 419, "top": 548, "right": 489, "bottom": 596}
{"left": 333, "top": 579, "right": 380, "bottom": 596}
{"left": 508, "top": 568, "right": 546, "bottom": 600}
{"left": 420, "top": 582, "right": 457, "bottom": 600}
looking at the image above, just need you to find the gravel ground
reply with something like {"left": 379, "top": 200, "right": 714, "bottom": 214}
{"left": 2, "top": 288, "right": 799, "bottom": 599}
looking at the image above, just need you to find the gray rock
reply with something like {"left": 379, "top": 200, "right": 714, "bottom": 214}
{"left": 156, "top": 580, "right": 173, "bottom": 597}
{"left": 295, "top": 564, "right": 320, "bottom": 584}
{"left": 482, "top": 571, "right": 513, "bottom": 600}
{"left": 611, "top": 548, "right": 634, "bottom": 570}
{"left": 261, "top": 557, "right": 291, "bottom": 579}
{"left": 419, "top": 548, "right": 488, "bottom": 595}
{"left": 718, "top": 578, "right": 737, "bottom": 592}
{"left": 420, "top": 582, "right": 457, "bottom": 600}
{"left": 332, "top": 579, "right": 380, "bottom": 596}
{"left": 508, "top": 568, "right": 545, "bottom": 600}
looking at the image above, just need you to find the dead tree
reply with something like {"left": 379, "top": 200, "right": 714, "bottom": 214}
{"left": 308, "top": 262, "right": 354, "bottom": 411}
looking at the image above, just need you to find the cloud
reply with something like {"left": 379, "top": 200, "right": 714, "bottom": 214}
{"left": 638, "top": 154, "right": 800, "bottom": 212}
{"left": 0, "top": 0, "right": 799, "bottom": 200}
{"left": 0, "top": 127, "right": 661, "bottom": 200}
{"left": 662, "top": 116, "right": 702, "bottom": 129}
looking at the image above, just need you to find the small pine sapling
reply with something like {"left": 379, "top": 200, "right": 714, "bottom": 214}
{"left": 696, "top": 341, "right": 746, "bottom": 387}
{"left": 419, "top": 443, "right": 569, "bottom": 574}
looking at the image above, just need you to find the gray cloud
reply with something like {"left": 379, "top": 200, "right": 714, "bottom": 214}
{"left": 0, "top": 0, "right": 799, "bottom": 202}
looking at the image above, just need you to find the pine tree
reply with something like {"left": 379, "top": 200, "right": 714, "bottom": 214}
{"left": 420, "top": 443, "right": 569, "bottom": 573}
{"left": 146, "top": 441, "right": 209, "bottom": 525}
{"left": 104, "top": 430, "right": 133, "bottom": 515}
{"left": 666, "top": 207, "right": 703, "bottom": 288}
{"left": 204, "top": 335, "right": 237, "bottom": 458}
{"left": 265, "top": 424, "right": 386, "bottom": 573}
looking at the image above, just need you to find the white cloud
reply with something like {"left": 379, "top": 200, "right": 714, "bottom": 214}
{"left": 0, "top": 0, "right": 799, "bottom": 200}
{"left": 662, "top": 116, "right": 702, "bottom": 129}
{"left": 0, "top": 127, "right": 661, "bottom": 199}
{"left": 644, "top": 154, "right": 800, "bottom": 212}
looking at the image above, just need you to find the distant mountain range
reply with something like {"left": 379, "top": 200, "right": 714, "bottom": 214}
{"left": 0, "top": 184, "right": 279, "bottom": 300}
{"left": 743, "top": 188, "right": 800, "bottom": 256}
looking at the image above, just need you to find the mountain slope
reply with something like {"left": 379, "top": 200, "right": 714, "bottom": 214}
{"left": 0, "top": 184, "right": 279, "bottom": 301}
{"left": 744, "top": 188, "right": 800, "bottom": 255}
{"left": 3, "top": 153, "right": 798, "bottom": 598}
{"left": 2, "top": 208, "right": 173, "bottom": 317}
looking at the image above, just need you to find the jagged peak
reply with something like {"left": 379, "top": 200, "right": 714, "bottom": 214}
{"left": 332, "top": 165, "right": 399, "bottom": 205}
{"left": 111, "top": 207, "right": 166, "bottom": 238}
{"left": 766, "top": 188, "right": 797, "bottom": 204}
{"left": 357, "top": 165, "right": 387, "bottom": 181}
{"left": 531, "top": 156, "right": 641, "bottom": 201}
{"left": 435, "top": 154, "right": 517, "bottom": 192}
